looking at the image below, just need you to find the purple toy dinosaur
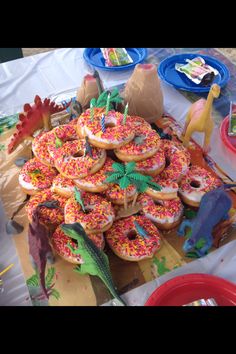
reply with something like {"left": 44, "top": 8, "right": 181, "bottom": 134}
{"left": 28, "top": 201, "right": 58, "bottom": 299}
{"left": 178, "top": 184, "right": 236, "bottom": 256}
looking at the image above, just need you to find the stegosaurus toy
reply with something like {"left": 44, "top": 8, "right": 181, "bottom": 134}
{"left": 8, "top": 95, "right": 70, "bottom": 154}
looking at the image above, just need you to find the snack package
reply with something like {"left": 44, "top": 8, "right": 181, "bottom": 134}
{"left": 175, "top": 57, "right": 219, "bottom": 86}
{"left": 101, "top": 48, "right": 133, "bottom": 67}
{"left": 183, "top": 298, "right": 218, "bottom": 306}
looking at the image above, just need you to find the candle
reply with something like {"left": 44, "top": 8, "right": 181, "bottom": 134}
{"left": 101, "top": 114, "right": 106, "bottom": 133}
{"left": 105, "top": 92, "right": 111, "bottom": 115}
{"left": 90, "top": 101, "right": 94, "bottom": 121}
{"left": 123, "top": 103, "right": 129, "bottom": 124}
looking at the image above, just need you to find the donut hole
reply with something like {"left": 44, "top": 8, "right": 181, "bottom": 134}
{"left": 190, "top": 180, "right": 201, "bottom": 188}
{"left": 105, "top": 122, "right": 116, "bottom": 129}
{"left": 127, "top": 230, "right": 137, "bottom": 240}
{"left": 165, "top": 157, "right": 171, "bottom": 167}
{"left": 73, "top": 151, "right": 84, "bottom": 158}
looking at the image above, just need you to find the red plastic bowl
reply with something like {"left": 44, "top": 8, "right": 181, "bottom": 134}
{"left": 220, "top": 115, "right": 236, "bottom": 154}
{"left": 145, "top": 273, "right": 236, "bottom": 306}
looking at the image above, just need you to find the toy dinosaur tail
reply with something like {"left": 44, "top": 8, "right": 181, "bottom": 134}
{"left": 39, "top": 260, "right": 49, "bottom": 300}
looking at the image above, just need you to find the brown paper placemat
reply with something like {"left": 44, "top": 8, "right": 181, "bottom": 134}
{"left": 1, "top": 115, "right": 236, "bottom": 306}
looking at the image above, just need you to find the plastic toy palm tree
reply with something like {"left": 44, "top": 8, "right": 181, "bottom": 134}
{"left": 105, "top": 162, "right": 161, "bottom": 211}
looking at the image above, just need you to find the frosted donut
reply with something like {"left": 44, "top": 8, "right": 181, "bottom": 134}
{"left": 114, "top": 125, "right": 161, "bottom": 162}
{"left": 46, "top": 124, "right": 77, "bottom": 160}
{"left": 51, "top": 174, "right": 76, "bottom": 198}
{"left": 64, "top": 192, "right": 115, "bottom": 234}
{"left": 26, "top": 189, "right": 67, "bottom": 227}
{"left": 51, "top": 226, "right": 105, "bottom": 264}
{"left": 54, "top": 140, "right": 106, "bottom": 179}
{"left": 159, "top": 139, "right": 191, "bottom": 182}
{"left": 139, "top": 194, "right": 184, "bottom": 230}
{"left": 104, "top": 184, "right": 137, "bottom": 205}
{"left": 105, "top": 215, "right": 161, "bottom": 261}
{"left": 146, "top": 175, "right": 179, "bottom": 200}
{"left": 19, "top": 158, "right": 58, "bottom": 195}
{"left": 77, "top": 107, "right": 105, "bottom": 138}
{"left": 178, "top": 165, "right": 222, "bottom": 207}
{"left": 134, "top": 149, "right": 165, "bottom": 177}
{"left": 126, "top": 115, "right": 152, "bottom": 130}
{"left": 32, "top": 132, "right": 54, "bottom": 167}
{"left": 82, "top": 111, "right": 135, "bottom": 149}
{"left": 74, "top": 157, "right": 114, "bottom": 193}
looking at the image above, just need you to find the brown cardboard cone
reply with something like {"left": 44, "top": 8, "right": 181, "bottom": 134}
{"left": 122, "top": 63, "right": 164, "bottom": 123}
{"left": 76, "top": 74, "right": 104, "bottom": 109}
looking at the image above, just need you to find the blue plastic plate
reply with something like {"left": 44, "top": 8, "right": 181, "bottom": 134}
{"left": 158, "top": 53, "right": 230, "bottom": 92}
{"left": 83, "top": 48, "right": 147, "bottom": 71}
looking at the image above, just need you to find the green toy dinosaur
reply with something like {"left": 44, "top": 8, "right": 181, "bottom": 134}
{"left": 60, "top": 222, "right": 126, "bottom": 306}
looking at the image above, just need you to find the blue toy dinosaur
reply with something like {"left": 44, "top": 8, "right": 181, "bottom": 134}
{"left": 178, "top": 184, "right": 236, "bottom": 257}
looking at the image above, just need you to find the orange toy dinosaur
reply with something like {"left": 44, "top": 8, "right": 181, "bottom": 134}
{"left": 8, "top": 95, "right": 69, "bottom": 154}
{"left": 181, "top": 84, "right": 221, "bottom": 154}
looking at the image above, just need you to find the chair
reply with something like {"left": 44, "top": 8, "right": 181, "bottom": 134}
{"left": 0, "top": 48, "right": 23, "bottom": 63}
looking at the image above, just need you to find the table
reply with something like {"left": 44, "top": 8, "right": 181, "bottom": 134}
{"left": 1, "top": 48, "right": 236, "bottom": 306}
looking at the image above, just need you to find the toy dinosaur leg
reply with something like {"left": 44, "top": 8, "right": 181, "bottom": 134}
{"left": 75, "top": 264, "right": 88, "bottom": 275}
{"left": 182, "top": 112, "right": 191, "bottom": 137}
{"left": 177, "top": 219, "right": 192, "bottom": 237}
{"left": 196, "top": 234, "right": 213, "bottom": 257}
{"left": 182, "top": 125, "right": 194, "bottom": 148}
{"left": 203, "top": 131, "right": 212, "bottom": 154}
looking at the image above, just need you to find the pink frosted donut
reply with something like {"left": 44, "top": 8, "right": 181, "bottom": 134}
{"left": 74, "top": 157, "right": 114, "bottom": 193}
{"left": 26, "top": 189, "right": 67, "bottom": 227}
{"left": 51, "top": 226, "right": 104, "bottom": 264}
{"left": 77, "top": 107, "right": 105, "bottom": 138}
{"left": 146, "top": 175, "right": 179, "bottom": 200}
{"left": 105, "top": 215, "right": 161, "bottom": 261}
{"left": 115, "top": 125, "right": 161, "bottom": 162}
{"left": 159, "top": 139, "right": 191, "bottom": 181}
{"left": 51, "top": 174, "right": 76, "bottom": 198}
{"left": 54, "top": 140, "right": 106, "bottom": 179}
{"left": 134, "top": 149, "right": 165, "bottom": 176}
{"left": 178, "top": 165, "right": 222, "bottom": 207}
{"left": 64, "top": 192, "right": 115, "bottom": 234}
{"left": 19, "top": 158, "right": 58, "bottom": 195}
{"left": 138, "top": 194, "right": 184, "bottom": 230}
{"left": 47, "top": 124, "right": 77, "bottom": 160}
{"left": 126, "top": 115, "right": 152, "bottom": 130}
{"left": 104, "top": 184, "right": 137, "bottom": 205}
{"left": 82, "top": 110, "right": 135, "bottom": 149}
{"left": 32, "top": 132, "right": 54, "bottom": 166}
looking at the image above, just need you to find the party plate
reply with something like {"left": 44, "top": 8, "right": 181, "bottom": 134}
{"left": 145, "top": 273, "right": 236, "bottom": 306}
{"left": 158, "top": 53, "right": 230, "bottom": 93}
{"left": 83, "top": 48, "right": 147, "bottom": 71}
{"left": 220, "top": 115, "right": 236, "bottom": 154}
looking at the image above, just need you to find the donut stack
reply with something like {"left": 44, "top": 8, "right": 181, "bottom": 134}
{"left": 18, "top": 108, "right": 221, "bottom": 263}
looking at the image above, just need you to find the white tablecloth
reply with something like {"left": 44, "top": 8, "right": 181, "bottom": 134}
{"left": 0, "top": 48, "right": 236, "bottom": 306}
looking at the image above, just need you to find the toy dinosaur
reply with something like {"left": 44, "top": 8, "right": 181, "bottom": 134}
{"left": 8, "top": 95, "right": 69, "bottom": 154}
{"left": 28, "top": 202, "right": 58, "bottom": 299}
{"left": 181, "top": 84, "right": 220, "bottom": 154}
{"left": 178, "top": 184, "right": 236, "bottom": 256}
{"left": 61, "top": 222, "right": 126, "bottom": 305}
